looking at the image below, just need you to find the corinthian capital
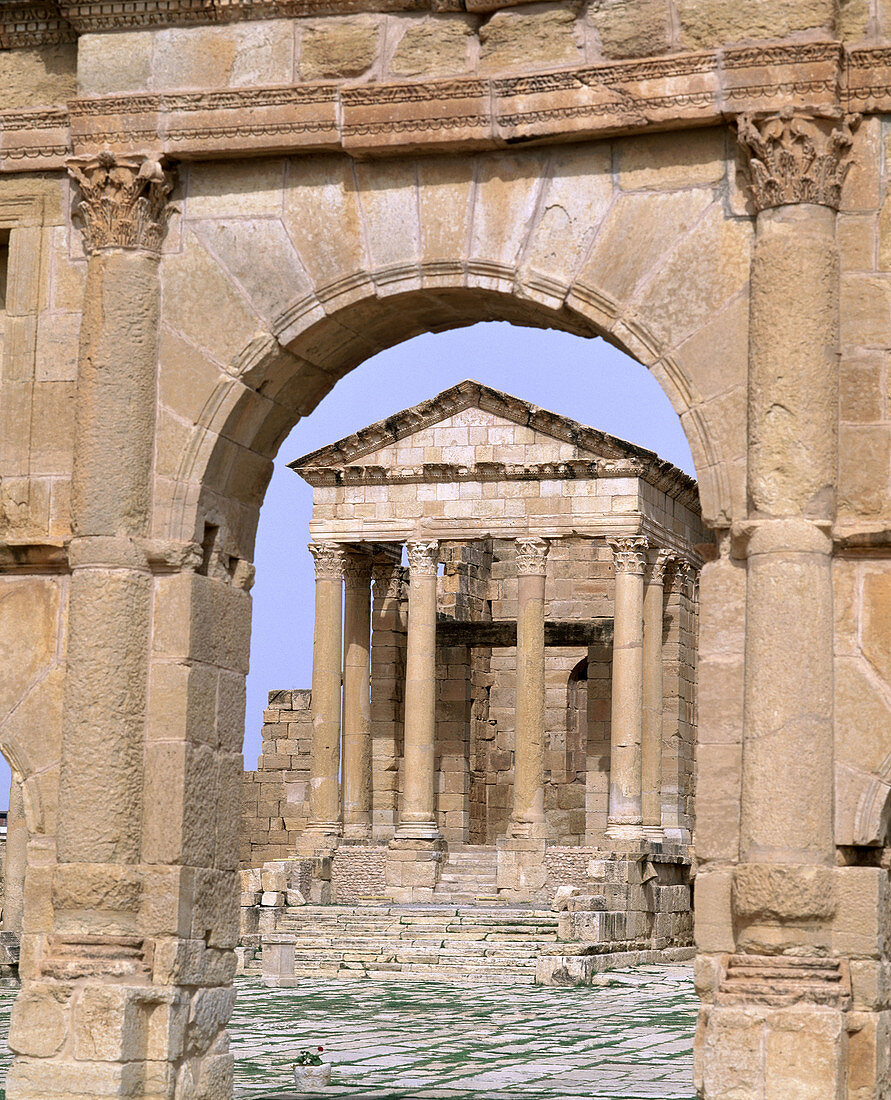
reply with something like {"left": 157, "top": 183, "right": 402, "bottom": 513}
{"left": 647, "top": 548, "right": 675, "bottom": 585}
{"left": 736, "top": 110, "right": 859, "bottom": 212}
{"left": 515, "top": 536, "right": 549, "bottom": 576}
{"left": 308, "top": 541, "right": 347, "bottom": 581}
{"left": 609, "top": 536, "right": 648, "bottom": 576}
{"left": 343, "top": 549, "right": 373, "bottom": 589}
{"left": 67, "top": 151, "right": 175, "bottom": 255}
{"left": 405, "top": 540, "right": 439, "bottom": 576}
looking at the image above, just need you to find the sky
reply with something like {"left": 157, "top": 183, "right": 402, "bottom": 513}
{"left": 0, "top": 321, "right": 695, "bottom": 809}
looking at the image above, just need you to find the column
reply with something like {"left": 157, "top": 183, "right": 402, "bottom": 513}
{"left": 342, "top": 548, "right": 373, "bottom": 840}
{"left": 606, "top": 536, "right": 648, "bottom": 839}
{"left": 641, "top": 548, "right": 672, "bottom": 837}
{"left": 1, "top": 776, "right": 26, "bottom": 935}
{"left": 509, "top": 536, "right": 549, "bottom": 838}
{"left": 6, "top": 154, "right": 179, "bottom": 1099}
{"left": 696, "top": 112, "right": 857, "bottom": 1100}
{"left": 395, "top": 540, "right": 440, "bottom": 840}
{"left": 370, "top": 549, "right": 407, "bottom": 838}
{"left": 306, "top": 541, "right": 347, "bottom": 837}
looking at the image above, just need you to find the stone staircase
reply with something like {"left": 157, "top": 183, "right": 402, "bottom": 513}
{"left": 248, "top": 904, "right": 563, "bottom": 983}
{"left": 433, "top": 843, "right": 499, "bottom": 903}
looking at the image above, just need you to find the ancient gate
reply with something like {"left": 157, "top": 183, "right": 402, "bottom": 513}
{"left": 1, "top": 1, "right": 891, "bottom": 1096}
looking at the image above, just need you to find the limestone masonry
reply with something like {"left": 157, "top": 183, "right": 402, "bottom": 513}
{"left": 1, "top": 0, "right": 891, "bottom": 1096}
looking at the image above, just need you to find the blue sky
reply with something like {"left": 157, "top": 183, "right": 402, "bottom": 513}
{"left": 0, "top": 321, "right": 695, "bottom": 808}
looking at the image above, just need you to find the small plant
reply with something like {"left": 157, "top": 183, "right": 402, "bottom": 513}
{"left": 294, "top": 1046, "right": 325, "bottom": 1066}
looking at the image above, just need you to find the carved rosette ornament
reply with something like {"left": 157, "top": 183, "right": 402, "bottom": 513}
{"left": 67, "top": 151, "right": 175, "bottom": 254}
{"left": 405, "top": 540, "right": 439, "bottom": 576}
{"left": 308, "top": 541, "right": 348, "bottom": 582}
{"left": 736, "top": 110, "right": 859, "bottom": 212}
{"left": 609, "top": 536, "right": 649, "bottom": 575}
{"left": 515, "top": 536, "right": 550, "bottom": 576}
{"left": 647, "top": 548, "right": 675, "bottom": 585}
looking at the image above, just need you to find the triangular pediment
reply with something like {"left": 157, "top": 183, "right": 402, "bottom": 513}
{"left": 289, "top": 380, "right": 656, "bottom": 472}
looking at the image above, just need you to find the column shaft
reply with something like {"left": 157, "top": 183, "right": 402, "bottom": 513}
{"left": 510, "top": 537, "right": 549, "bottom": 838}
{"left": 642, "top": 551, "right": 671, "bottom": 836}
{"left": 396, "top": 541, "right": 440, "bottom": 840}
{"left": 606, "top": 537, "right": 647, "bottom": 839}
{"left": 741, "top": 202, "right": 839, "bottom": 868}
{"left": 1, "top": 777, "right": 27, "bottom": 935}
{"left": 307, "top": 542, "right": 347, "bottom": 836}
{"left": 343, "top": 551, "right": 373, "bottom": 839}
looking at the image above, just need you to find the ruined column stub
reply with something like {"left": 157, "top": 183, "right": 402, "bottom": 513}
{"left": 67, "top": 151, "right": 175, "bottom": 254}
{"left": 736, "top": 110, "right": 859, "bottom": 212}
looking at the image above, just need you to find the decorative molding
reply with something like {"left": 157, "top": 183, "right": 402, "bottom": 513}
{"left": 371, "top": 559, "right": 406, "bottom": 602}
{"left": 515, "top": 536, "right": 549, "bottom": 576}
{"left": 343, "top": 550, "right": 373, "bottom": 588}
{"left": 308, "top": 541, "right": 348, "bottom": 582}
{"left": 66, "top": 151, "right": 174, "bottom": 254}
{"left": 609, "top": 536, "right": 649, "bottom": 576}
{"left": 647, "top": 548, "right": 675, "bottom": 585}
{"left": 736, "top": 109, "right": 859, "bottom": 211}
{"left": 669, "top": 559, "right": 697, "bottom": 597}
{"left": 7, "top": 45, "right": 891, "bottom": 171}
{"left": 405, "top": 540, "right": 439, "bottom": 576}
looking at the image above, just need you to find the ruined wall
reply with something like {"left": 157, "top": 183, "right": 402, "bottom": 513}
{"left": 240, "top": 689, "right": 312, "bottom": 868}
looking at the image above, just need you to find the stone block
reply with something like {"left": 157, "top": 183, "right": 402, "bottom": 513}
{"left": 479, "top": 8, "right": 581, "bottom": 71}
{"left": 678, "top": 0, "right": 834, "bottom": 47}
{"left": 389, "top": 16, "right": 474, "bottom": 77}
{"left": 587, "top": 0, "right": 672, "bottom": 59}
{"left": 299, "top": 16, "right": 381, "bottom": 80}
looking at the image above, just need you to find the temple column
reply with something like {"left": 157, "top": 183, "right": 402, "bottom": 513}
{"left": 696, "top": 113, "right": 859, "bottom": 1100}
{"left": 306, "top": 541, "right": 347, "bottom": 838}
{"left": 342, "top": 549, "right": 373, "bottom": 840}
{"left": 370, "top": 549, "right": 407, "bottom": 838}
{"left": 1, "top": 775, "right": 26, "bottom": 936}
{"left": 641, "top": 549, "right": 672, "bottom": 838}
{"left": 606, "top": 536, "right": 648, "bottom": 839}
{"left": 395, "top": 540, "right": 441, "bottom": 840}
{"left": 509, "top": 537, "right": 549, "bottom": 839}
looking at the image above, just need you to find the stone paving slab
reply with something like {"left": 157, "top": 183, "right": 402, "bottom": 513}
{"left": 233, "top": 965, "right": 697, "bottom": 1099}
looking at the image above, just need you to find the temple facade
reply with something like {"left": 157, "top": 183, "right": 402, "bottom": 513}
{"left": 240, "top": 382, "right": 706, "bottom": 957}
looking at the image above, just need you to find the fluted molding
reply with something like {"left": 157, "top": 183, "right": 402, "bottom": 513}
{"left": 736, "top": 110, "right": 859, "bottom": 212}
{"left": 405, "top": 540, "right": 439, "bottom": 576}
{"left": 67, "top": 151, "right": 175, "bottom": 255}
{"left": 308, "top": 541, "right": 348, "bottom": 581}
{"left": 609, "top": 536, "right": 649, "bottom": 575}
{"left": 515, "top": 536, "right": 549, "bottom": 576}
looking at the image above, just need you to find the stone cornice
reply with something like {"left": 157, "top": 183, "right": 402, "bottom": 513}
{"left": 299, "top": 460, "right": 701, "bottom": 512}
{"left": 6, "top": 42, "right": 891, "bottom": 170}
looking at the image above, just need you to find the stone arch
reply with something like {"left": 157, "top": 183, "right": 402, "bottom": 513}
{"left": 157, "top": 139, "right": 750, "bottom": 558}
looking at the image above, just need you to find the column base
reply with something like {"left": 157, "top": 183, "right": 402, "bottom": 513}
{"left": 342, "top": 823, "right": 372, "bottom": 841}
{"left": 385, "top": 837, "right": 446, "bottom": 901}
{"left": 507, "top": 819, "right": 551, "bottom": 841}
{"left": 640, "top": 825, "right": 665, "bottom": 840}
{"left": 394, "top": 820, "right": 442, "bottom": 841}
{"left": 605, "top": 821, "right": 646, "bottom": 841}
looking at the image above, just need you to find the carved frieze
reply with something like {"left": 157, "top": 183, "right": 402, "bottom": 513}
{"left": 514, "top": 537, "right": 549, "bottom": 576}
{"left": 736, "top": 109, "right": 859, "bottom": 211}
{"left": 405, "top": 540, "right": 439, "bottom": 576}
{"left": 609, "top": 537, "right": 649, "bottom": 576}
{"left": 308, "top": 541, "right": 348, "bottom": 582}
{"left": 66, "top": 151, "right": 174, "bottom": 255}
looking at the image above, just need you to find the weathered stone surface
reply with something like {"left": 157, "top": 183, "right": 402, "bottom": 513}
{"left": 587, "top": 0, "right": 672, "bottom": 59}
{"left": 299, "top": 17, "right": 381, "bottom": 80}
{"left": 678, "top": 0, "right": 835, "bottom": 48}
{"left": 479, "top": 9, "right": 581, "bottom": 71}
{"left": 0, "top": 45, "right": 75, "bottom": 108}
{"left": 389, "top": 17, "right": 474, "bottom": 77}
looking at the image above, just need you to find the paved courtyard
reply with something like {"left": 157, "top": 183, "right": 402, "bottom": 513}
{"left": 232, "top": 966, "right": 697, "bottom": 1099}
{"left": 0, "top": 964, "right": 697, "bottom": 1099}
